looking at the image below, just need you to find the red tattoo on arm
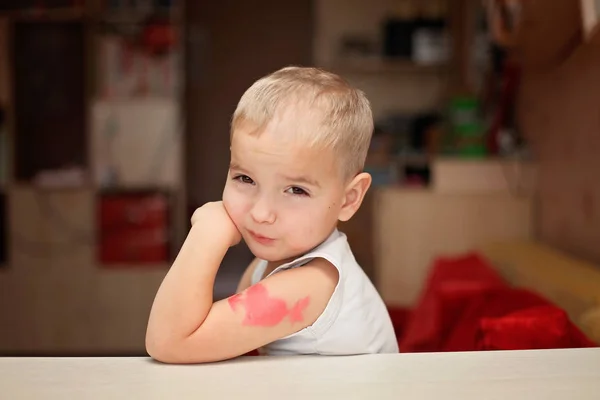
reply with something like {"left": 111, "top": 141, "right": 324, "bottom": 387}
{"left": 227, "top": 284, "right": 310, "bottom": 327}
{"left": 228, "top": 293, "right": 243, "bottom": 311}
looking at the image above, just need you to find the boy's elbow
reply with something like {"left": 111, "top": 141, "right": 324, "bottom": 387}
{"left": 146, "top": 339, "right": 168, "bottom": 363}
{"left": 145, "top": 333, "right": 182, "bottom": 364}
{"left": 145, "top": 334, "right": 212, "bottom": 364}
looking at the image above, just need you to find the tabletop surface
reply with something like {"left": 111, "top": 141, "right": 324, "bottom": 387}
{"left": 2, "top": 348, "right": 600, "bottom": 399}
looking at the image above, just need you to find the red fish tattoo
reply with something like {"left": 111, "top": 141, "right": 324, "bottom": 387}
{"left": 228, "top": 284, "right": 310, "bottom": 327}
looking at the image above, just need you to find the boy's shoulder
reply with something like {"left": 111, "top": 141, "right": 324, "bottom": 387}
{"left": 306, "top": 229, "right": 352, "bottom": 265}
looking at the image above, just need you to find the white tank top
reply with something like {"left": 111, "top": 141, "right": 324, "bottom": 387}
{"left": 251, "top": 229, "right": 399, "bottom": 355}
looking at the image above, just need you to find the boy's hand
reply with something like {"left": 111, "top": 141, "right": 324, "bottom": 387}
{"left": 191, "top": 201, "right": 242, "bottom": 247}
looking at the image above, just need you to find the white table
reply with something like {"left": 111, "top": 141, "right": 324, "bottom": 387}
{"left": 2, "top": 348, "right": 599, "bottom": 399}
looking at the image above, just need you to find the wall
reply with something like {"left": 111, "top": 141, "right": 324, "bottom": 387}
{"left": 0, "top": 2, "right": 315, "bottom": 355}
{"left": 515, "top": 0, "right": 600, "bottom": 263}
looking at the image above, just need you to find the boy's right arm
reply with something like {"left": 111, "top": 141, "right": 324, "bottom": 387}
{"left": 236, "top": 258, "right": 260, "bottom": 293}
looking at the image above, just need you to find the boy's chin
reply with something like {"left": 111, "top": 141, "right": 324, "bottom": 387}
{"left": 246, "top": 243, "right": 296, "bottom": 264}
{"left": 248, "top": 247, "right": 285, "bottom": 263}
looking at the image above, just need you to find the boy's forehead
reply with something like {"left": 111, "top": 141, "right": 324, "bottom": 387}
{"left": 230, "top": 130, "right": 338, "bottom": 177}
{"left": 234, "top": 102, "right": 324, "bottom": 140}
{"left": 231, "top": 131, "right": 316, "bottom": 164}
{"left": 232, "top": 117, "right": 318, "bottom": 154}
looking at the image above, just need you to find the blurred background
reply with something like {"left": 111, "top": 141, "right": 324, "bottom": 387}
{"left": 0, "top": 0, "right": 599, "bottom": 356}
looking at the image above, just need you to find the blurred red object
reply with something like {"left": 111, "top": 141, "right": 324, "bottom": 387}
{"left": 98, "top": 190, "right": 171, "bottom": 266}
{"left": 141, "top": 20, "right": 177, "bottom": 56}
{"left": 476, "top": 305, "right": 597, "bottom": 350}
{"left": 399, "top": 252, "right": 597, "bottom": 352}
{"left": 399, "top": 253, "right": 507, "bottom": 352}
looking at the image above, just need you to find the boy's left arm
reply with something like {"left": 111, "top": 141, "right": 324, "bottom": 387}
{"left": 145, "top": 202, "right": 338, "bottom": 364}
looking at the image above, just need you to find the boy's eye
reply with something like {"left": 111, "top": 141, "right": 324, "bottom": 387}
{"left": 235, "top": 175, "right": 255, "bottom": 185}
{"left": 286, "top": 187, "right": 308, "bottom": 196}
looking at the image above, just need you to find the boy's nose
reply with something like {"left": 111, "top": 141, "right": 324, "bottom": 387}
{"left": 250, "top": 197, "right": 276, "bottom": 224}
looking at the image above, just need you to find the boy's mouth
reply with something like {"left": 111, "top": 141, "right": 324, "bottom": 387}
{"left": 248, "top": 230, "right": 275, "bottom": 245}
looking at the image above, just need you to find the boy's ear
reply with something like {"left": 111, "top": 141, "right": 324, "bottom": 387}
{"left": 338, "top": 172, "right": 372, "bottom": 222}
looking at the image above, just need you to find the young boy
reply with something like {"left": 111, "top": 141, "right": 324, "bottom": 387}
{"left": 145, "top": 66, "right": 399, "bottom": 363}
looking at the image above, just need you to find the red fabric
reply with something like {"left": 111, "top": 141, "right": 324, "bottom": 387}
{"left": 399, "top": 251, "right": 597, "bottom": 353}
{"left": 477, "top": 305, "right": 597, "bottom": 350}
{"left": 387, "top": 306, "right": 411, "bottom": 341}
{"left": 399, "top": 253, "right": 507, "bottom": 352}
{"left": 441, "top": 287, "right": 552, "bottom": 351}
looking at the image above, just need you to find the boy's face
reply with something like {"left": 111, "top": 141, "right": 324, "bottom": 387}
{"left": 222, "top": 120, "right": 350, "bottom": 263}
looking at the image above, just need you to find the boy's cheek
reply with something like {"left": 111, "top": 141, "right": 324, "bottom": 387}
{"left": 222, "top": 183, "right": 238, "bottom": 208}
{"left": 222, "top": 190, "right": 245, "bottom": 225}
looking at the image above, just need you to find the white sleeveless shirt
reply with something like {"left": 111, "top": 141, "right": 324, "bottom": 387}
{"left": 251, "top": 229, "right": 399, "bottom": 356}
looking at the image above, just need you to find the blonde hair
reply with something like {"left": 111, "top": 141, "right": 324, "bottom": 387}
{"left": 230, "top": 66, "right": 374, "bottom": 178}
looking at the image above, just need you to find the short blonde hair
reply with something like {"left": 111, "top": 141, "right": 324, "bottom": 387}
{"left": 231, "top": 66, "right": 374, "bottom": 178}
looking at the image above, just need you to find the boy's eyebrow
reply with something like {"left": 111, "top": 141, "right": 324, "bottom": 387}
{"left": 282, "top": 174, "right": 320, "bottom": 188}
{"left": 229, "top": 162, "right": 246, "bottom": 171}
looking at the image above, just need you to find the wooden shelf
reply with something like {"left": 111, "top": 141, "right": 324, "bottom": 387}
{"left": 0, "top": 7, "right": 86, "bottom": 21}
{"left": 98, "top": 7, "right": 182, "bottom": 24}
{"left": 0, "top": 5, "right": 183, "bottom": 24}
{"left": 322, "top": 57, "right": 449, "bottom": 75}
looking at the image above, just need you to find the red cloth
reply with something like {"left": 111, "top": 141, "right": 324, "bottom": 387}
{"left": 399, "top": 251, "right": 597, "bottom": 352}
{"left": 387, "top": 306, "right": 411, "bottom": 341}
{"left": 442, "top": 287, "right": 551, "bottom": 351}
{"left": 477, "top": 305, "right": 597, "bottom": 350}
{"left": 399, "top": 253, "right": 507, "bottom": 352}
